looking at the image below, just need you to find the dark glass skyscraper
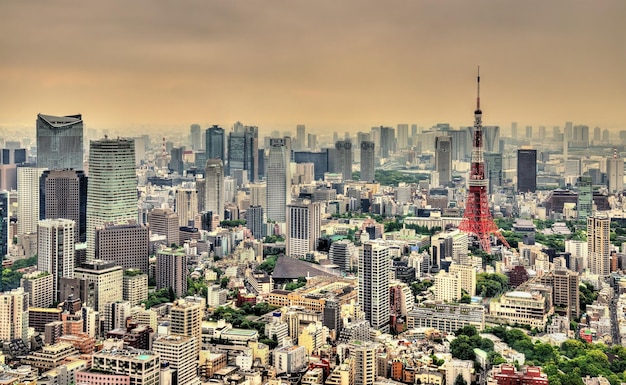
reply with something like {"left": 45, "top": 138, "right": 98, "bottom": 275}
{"left": 205, "top": 125, "right": 225, "bottom": 161}
{"left": 435, "top": 136, "right": 452, "bottom": 186}
{"left": 40, "top": 169, "right": 88, "bottom": 242}
{"left": 517, "top": 148, "right": 537, "bottom": 193}
{"left": 360, "top": 141, "right": 375, "bottom": 183}
{"left": 227, "top": 126, "right": 258, "bottom": 182}
{"left": 36, "top": 113, "right": 84, "bottom": 170}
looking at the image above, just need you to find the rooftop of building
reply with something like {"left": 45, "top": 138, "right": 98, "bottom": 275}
{"left": 38, "top": 113, "right": 82, "bottom": 127}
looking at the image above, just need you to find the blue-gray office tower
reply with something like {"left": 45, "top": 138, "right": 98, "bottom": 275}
{"left": 205, "top": 125, "right": 225, "bottom": 161}
{"left": 227, "top": 126, "right": 258, "bottom": 182}
{"left": 36, "top": 113, "right": 84, "bottom": 170}
{"left": 40, "top": 170, "right": 88, "bottom": 243}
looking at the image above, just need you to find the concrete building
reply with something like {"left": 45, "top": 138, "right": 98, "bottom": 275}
{"left": 335, "top": 140, "right": 353, "bottom": 181}
{"left": 449, "top": 263, "right": 477, "bottom": 296}
{"left": 359, "top": 242, "right": 390, "bottom": 333}
{"left": 18, "top": 166, "right": 46, "bottom": 235}
{"left": 352, "top": 341, "right": 377, "bottom": 385}
{"left": 74, "top": 260, "right": 123, "bottom": 313}
{"left": 433, "top": 270, "right": 462, "bottom": 302}
{"left": 175, "top": 188, "right": 198, "bottom": 227}
{"left": 85, "top": 349, "right": 160, "bottom": 385}
{"left": 538, "top": 269, "right": 580, "bottom": 319}
{"left": 607, "top": 151, "right": 624, "bottom": 194}
{"left": 123, "top": 270, "right": 148, "bottom": 306}
{"left": 21, "top": 271, "right": 53, "bottom": 308}
{"left": 40, "top": 169, "right": 88, "bottom": 243}
{"left": 266, "top": 138, "right": 291, "bottom": 223}
{"left": 406, "top": 302, "right": 485, "bottom": 332}
{"left": 86, "top": 138, "right": 136, "bottom": 261}
{"left": 36, "top": 113, "right": 84, "bottom": 170}
{"left": 170, "top": 299, "right": 202, "bottom": 356}
{"left": 38, "top": 218, "right": 75, "bottom": 302}
{"left": 517, "top": 148, "right": 537, "bottom": 193}
{"left": 249, "top": 182, "right": 267, "bottom": 210}
{"left": 588, "top": 216, "right": 610, "bottom": 277}
{"left": 286, "top": 200, "right": 321, "bottom": 258}
{"left": 489, "top": 291, "right": 550, "bottom": 328}
{"left": 153, "top": 335, "right": 200, "bottom": 385}
{"left": 205, "top": 159, "right": 225, "bottom": 220}
{"left": 148, "top": 208, "right": 179, "bottom": 246}
{"left": 273, "top": 344, "right": 307, "bottom": 375}
{"left": 246, "top": 205, "right": 265, "bottom": 240}
{"left": 0, "top": 287, "right": 29, "bottom": 344}
{"left": 156, "top": 246, "right": 188, "bottom": 298}
{"left": 95, "top": 221, "right": 149, "bottom": 273}
{"left": 435, "top": 136, "right": 452, "bottom": 186}
{"left": 360, "top": 141, "right": 375, "bottom": 183}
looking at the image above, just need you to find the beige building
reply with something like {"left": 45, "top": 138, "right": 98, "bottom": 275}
{"left": 170, "top": 299, "right": 202, "bottom": 356}
{"left": 123, "top": 270, "right": 148, "bottom": 306}
{"left": 156, "top": 246, "right": 188, "bottom": 298}
{"left": 0, "top": 287, "right": 29, "bottom": 343}
{"left": 21, "top": 342, "right": 78, "bottom": 372}
{"left": 352, "top": 341, "right": 377, "bottom": 385}
{"left": 433, "top": 270, "right": 462, "bottom": 302}
{"left": 74, "top": 260, "right": 123, "bottom": 313}
{"left": 175, "top": 188, "right": 198, "bottom": 227}
{"left": 153, "top": 335, "right": 200, "bottom": 385}
{"left": 21, "top": 271, "right": 53, "bottom": 308}
{"left": 37, "top": 218, "right": 76, "bottom": 302}
{"left": 148, "top": 208, "right": 180, "bottom": 246}
{"left": 95, "top": 221, "right": 150, "bottom": 273}
{"left": 88, "top": 348, "right": 160, "bottom": 385}
{"left": 449, "top": 263, "right": 477, "bottom": 296}
{"left": 489, "top": 291, "right": 551, "bottom": 328}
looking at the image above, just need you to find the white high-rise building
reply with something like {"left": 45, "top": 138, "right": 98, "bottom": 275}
{"left": 37, "top": 219, "right": 75, "bottom": 302}
{"left": 266, "top": 138, "right": 291, "bottom": 223}
{"left": 0, "top": 287, "right": 29, "bottom": 344}
{"left": 175, "top": 188, "right": 198, "bottom": 227}
{"left": 433, "top": 270, "right": 462, "bottom": 302}
{"left": 204, "top": 159, "right": 224, "bottom": 220}
{"left": 359, "top": 241, "right": 390, "bottom": 333}
{"left": 588, "top": 216, "right": 610, "bottom": 277}
{"left": 86, "top": 138, "right": 136, "bottom": 261}
{"left": 249, "top": 182, "right": 267, "bottom": 210}
{"left": 449, "top": 263, "right": 477, "bottom": 296}
{"left": 353, "top": 341, "right": 377, "bottom": 385}
{"left": 17, "top": 166, "right": 45, "bottom": 235}
{"left": 286, "top": 200, "right": 321, "bottom": 258}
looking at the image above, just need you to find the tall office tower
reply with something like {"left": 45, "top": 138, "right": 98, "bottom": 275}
{"left": 538, "top": 269, "right": 580, "bottom": 319}
{"left": 588, "top": 216, "right": 610, "bottom": 277}
{"left": 249, "top": 182, "right": 267, "bottom": 209}
{"left": 360, "top": 141, "right": 375, "bottom": 183}
{"left": 484, "top": 153, "right": 503, "bottom": 193}
{"left": 95, "top": 221, "right": 149, "bottom": 273}
{"left": 170, "top": 299, "right": 202, "bottom": 356}
{"left": 435, "top": 136, "right": 452, "bottom": 186}
{"left": 153, "top": 335, "right": 200, "bottom": 385}
{"left": 156, "top": 246, "right": 188, "bottom": 298}
{"left": 246, "top": 205, "right": 265, "bottom": 240}
{"left": 227, "top": 126, "right": 258, "bottom": 182}
{"left": 511, "top": 122, "right": 518, "bottom": 138}
{"left": 37, "top": 219, "right": 75, "bottom": 302}
{"left": 517, "top": 148, "right": 537, "bottom": 193}
{"left": 483, "top": 126, "right": 500, "bottom": 153}
{"left": 196, "top": 179, "right": 206, "bottom": 212}
{"left": 335, "top": 140, "right": 353, "bottom": 181}
{"left": 75, "top": 260, "right": 123, "bottom": 313}
{"left": 352, "top": 341, "right": 377, "bottom": 385}
{"left": 0, "top": 288, "right": 29, "bottom": 344}
{"left": 286, "top": 200, "right": 321, "bottom": 258}
{"left": 397, "top": 124, "right": 409, "bottom": 150}
{"left": 102, "top": 300, "right": 131, "bottom": 335}
{"left": 169, "top": 146, "right": 184, "bottom": 175}
{"left": 86, "top": 138, "right": 136, "bottom": 261}
{"left": 294, "top": 151, "right": 330, "bottom": 181}
{"left": 40, "top": 169, "right": 87, "bottom": 243}
{"left": 205, "top": 125, "right": 225, "bottom": 161}
{"left": 379, "top": 126, "right": 395, "bottom": 158}
{"left": 266, "top": 138, "right": 291, "bottom": 223}
{"left": 308, "top": 133, "right": 317, "bottom": 150}
{"left": 606, "top": 149, "right": 624, "bottom": 194}
{"left": 36, "top": 113, "right": 84, "bottom": 170}
{"left": 577, "top": 176, "right": 593, "bottom": 220}
{"left": 175, "top": 188, "right": 198, "bottom": 227}
{"left": 190, "top": 124, "right": 202, "bottom": 150}
{"left": 205, "top": 159, "right": 225, "bottom": 221}
{"left": 571, "top": 125, "right": 589, "bottom": 147}
{"left": 148, "top": 208, "right": 179, "bottom": 245}
{"left": 296, "top": 124, "right": 306, "bottom": 150}
{"left": 359, "top": 242, "right": 390, "bottom": 333}
{"left": 524, "top": 125, "right": 532, "bottom": 139}
{"left": 21, "top": 271, "right": 53, "bottom": 308}
{"left": 0, "top": 191, "right": 7, "bottom": 258}
{"left": 329, "top": 239, "right": 355, "bottom": 272}
{"left": 18, "top": 166, "right": 46, "bottom": 235}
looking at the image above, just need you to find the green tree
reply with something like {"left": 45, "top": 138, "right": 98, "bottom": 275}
{"left": 454, "top": 374, "right": 468, "bottom": 385}
{"left": 220, "top": 276, "right": 230, "bottom": 289}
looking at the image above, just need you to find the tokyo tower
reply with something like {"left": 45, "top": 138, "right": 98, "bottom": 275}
{"left": 459, "top": 68, "right": 509, "bottom": 253}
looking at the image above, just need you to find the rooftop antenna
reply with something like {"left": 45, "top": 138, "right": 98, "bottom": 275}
{"left": 476, "top": 66, "right": 481, "bottom": 113}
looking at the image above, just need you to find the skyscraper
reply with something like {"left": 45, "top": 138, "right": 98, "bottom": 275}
{"left": 227, "top": 126, "right": 258, "bottom": 182}
{"left": 205, "top": 125, "right": 225, "bottom": 161}
{"left": 40, "top": 169, "right": 87, "bottom": 243}
{"left": 484, "top": 152, "right": 503, "bottom": 194}
{"left": 95, "top": 221, "right": 149, "bottom": 273}
{"left": 74, "top": 260, "right": 123, "bottom": 313}
{"left": 170, "top": 299, "right": 202, "bottom": 356}
{"left": 352, "top": 341, "right": 377, "bottom": 385}
{"left": 86, "top": 138, "right": 137, "bottom": 261}
{"left": 588, "top": 216, "right": 610, "bottom": 277}
{"left": 606, "top": 149, "right": 624, "bottom": 194}
{"left": 18, "top": 166, "right": 46, "bottom": 236}
{"left": 156, "top": 246, "right": 188, "bottom": 298}
{"left": 153, "top": 335, "right": 200, "bottom": 385}
{"left": 36, "top": 113, "right": 84, "bottom": 170}
{"left": 37, "top": 219, "right": 75, "bottom": 302}
{"left": 246, "top": 205, "right": 265, "bottom": 240}
{"left": 0, "top": 191, "right": 8, "bottom": 258}
{"left": 286, "top": 200, "right": 321, "bottom": 258}
{"left": 360, "top": 141, "right": 375, "bottom": 183}
{"left": 577, "top": 175, "right": 593, "bottom": 220}
{"left": 359, "top": 241, "right": 390, "bottom": 333}
{"left": 435, "top": 136, "right": 452, "bottom": 186}
{"left": 190, "top": 124, "right": 202, "bottom": 150}
{"left": 148, "top": 208, "right": 179, "bottom": 246}
{"left": 334, "top": 140, "right": 353, "bottom": 181}
{"left": 379, "top": 126, "right": 395, "bottom": 158}
{"left": 0, "top": 288, "right": 29, "bottom": 344}
{"left": 175, "top": 188, "right": 198, "bottom": 227}
{"left": 397, "top": 124, "right": 409, "bottom": 150}
{"left": 266, "top": 139, "right": 291, "bottom": 223}
{"left": 517, "top": 148, "right": 537, "bottom": 193}
{"left": 296, "top": 124, "right": 306, "bottom": 150}
{"left": 205, "top": 159, "right": 225, "bottom": 221}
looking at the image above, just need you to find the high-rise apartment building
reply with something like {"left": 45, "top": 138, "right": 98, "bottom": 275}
{"left": 205, "top": 159, "right": 225, "bottom": 221}
{"left": 95, "top": 221, "right": 149, "bottom": 273}
{"left": 334, "top": 140, "right": 353, "bottom": 181}
{"left": 352, "top": 341, "right": 377, "bottom": 385}
{"left": 266, "top": 139, "right": 291, "bottom": 223}
{"left": 40, "top": 169, "right": 87, "bottom": 243}
{"left": 435, "top": 136, "right": 452, "bottom": 186}
{"left": 21, "top": 271, "right": 53, "bottom": 308}
{"left": 587, "top": 216, "right": 610, "bottom": 277}
{"left": 37, "top": 219, "right": 75, "bottom": 302}
{"left": 86, "top": 138, "right": 136, "bottom": 261}
{"left": 153, "top": 335, "right": 200, "bottom": 385}
{"left": 122, "top": 270, "right": 148, "bottom": 306}
{"left": 148, "top": 208, "right": 179, "bottom": 246}
{"left": 0, "top": 287, "right": 29, "bottom": 344}
{"left": 359, "top": 242, "right": 390, "bottom": 333}
{"left": 606, "top": 151, "right": 624, "bottom": 194}
{"left": 18, "top": 166, "right": 46, "bottom": 235}
{"left": 205, "top": 125, "right": 225, "bottom": 161}
{"left": 449, "top": 263, "right": 477, "bottom": 296}
{"left": 175, "top": 188, "right": 198, "bottom": 227}
{"left": 360, "top": 141, "right": 375, "bottom": 183}
{"left": 156, "top": 247, "right": 188, "bottom": 298}
{"left": 249, "top": 182, "right": 267, "bottom": 209}
{"left": 286, "top": 200, "right": 321, "bottom": 258}
{"left": 74, "top": 260, "right": 123, "bottom": 313}
{"left": 517, "top": 148, "right": 537, "bottom": 193}
{"left": 246, "top": 205, "right": 265, "bottom": 240}
{"left": 538, "top": 269, "right": 580, "bottom": 319}
{"left": 36, "top": 113, "right": 83, "bottom": 170}
{"left": 170, "top": 299, "right": 202, "bottom": 356}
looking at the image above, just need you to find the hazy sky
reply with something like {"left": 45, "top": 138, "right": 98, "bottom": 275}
{"left": 1, "top": 0, "right": 624, "bottom": 134}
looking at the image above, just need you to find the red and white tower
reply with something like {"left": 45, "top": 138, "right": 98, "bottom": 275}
{"left": 459, "top": 68, "right": 509, "bottom": 253}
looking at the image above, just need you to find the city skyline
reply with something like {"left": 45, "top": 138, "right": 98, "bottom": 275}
{"left": 0, "top": 0, "right": 624, "bottom": 134}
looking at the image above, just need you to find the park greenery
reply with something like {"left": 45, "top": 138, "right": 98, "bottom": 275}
{"left": 263, "top": 234, "right": 285, "bottom": 244}
{"left": 1, "top": 256, "right": 37, "bottom": 291}
{"left": 211, "top": 303, "right": 279, "bottom": 348}
{"left": 410, "top": 279, "right": 434, "bottom": 297}
{"left": 450, "top": 325, "right": 506, "bottom": 365}
{"left": 220, "top": 219, "right": 246, "bottom": 228}
{"left": 284, "top": 276, "right": 307, "bottom": 291}
{"left": 351, "top": 170, "right": 429, "bottom": 186}
{"left": 476, "top": 273, "right": 508, "bottom": 298}
{"left": 258, "top": 255, "right": 278, "bottom": 274}
{"left": 142, "top": 287, "right": 176, "bottom": 309}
